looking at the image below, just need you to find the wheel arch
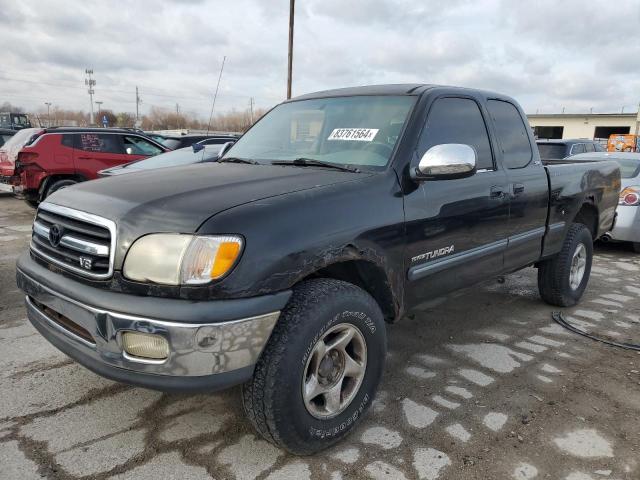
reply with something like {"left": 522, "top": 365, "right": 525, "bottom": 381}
{"left": 301, "top": 258, "right": 400, "bottom": 323}
{"left": 38, "top": 174, "right": 87, "bottom": 200}
{"left": 573, "top": 201, "right": 599, "bottom": 240}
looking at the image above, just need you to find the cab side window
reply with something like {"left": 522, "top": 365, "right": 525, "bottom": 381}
{"left": 123, "top": 136, "right": 163, "bottom": 156}
{"left": 418, "top": 97, "right": 494, "bottom": 170}
{"left": 77, "top": 133, "right": 123, "bottom": 154}
{"left": 486, "top": 100, "right": 533, "bottom": 169}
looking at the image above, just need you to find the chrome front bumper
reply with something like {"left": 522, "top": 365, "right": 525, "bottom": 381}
{"left": 17, "top": 256, "right": 285, "bottom": 391}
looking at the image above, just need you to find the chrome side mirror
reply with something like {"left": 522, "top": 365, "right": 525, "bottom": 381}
{"left": 412, "top": 144, "right": 477, "bottom": 181}
{"left": 216, "top": 141, "right": 235, "bottom": 159}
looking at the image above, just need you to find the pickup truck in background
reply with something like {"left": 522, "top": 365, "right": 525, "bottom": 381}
{"left": 15, "top": 84, "right": 620, "bottom": 454}
{"left": 536, "top": 138, "right": 606, "bottom": 160}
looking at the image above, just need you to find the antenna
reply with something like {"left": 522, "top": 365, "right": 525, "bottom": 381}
{"left": 206, "top": 56, "right": 226, "bottom": 135}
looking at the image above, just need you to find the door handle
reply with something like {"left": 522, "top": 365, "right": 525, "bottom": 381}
{"left": 513, "top": 183, "right": 525, "bottom": 195}
{"left": 490, "top": 186, "right": 506, "bottom": 198}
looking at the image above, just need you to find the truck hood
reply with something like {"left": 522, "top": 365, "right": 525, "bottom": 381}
{"left": 46, "top": 162, "right": 367, "bottom": 267}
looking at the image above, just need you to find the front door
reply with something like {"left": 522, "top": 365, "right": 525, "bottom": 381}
{"left": 404, "top": 96, "right": 510, "bottom": 307}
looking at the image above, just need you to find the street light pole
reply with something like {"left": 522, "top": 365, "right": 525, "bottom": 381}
{"left": 85, "top": 69, "right": 96, "bottom": 125}
{"left": 95, "top": 101, "right": 103, "bottom": 126}
{"left": 44, "top": 102, "right": 52, "bottom": 127}
{"left": 287, "top": 0, "right": 295, "bottom": 99}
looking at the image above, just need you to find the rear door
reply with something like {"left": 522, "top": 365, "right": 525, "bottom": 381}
{"left": 404, "top": 96, "right": 510, "bottom": 304}
{"left": 486, "top": 99, "right": 549, "bottom": 270}
{"left": 73, "top": 133, "right": 127, "bottom": 178}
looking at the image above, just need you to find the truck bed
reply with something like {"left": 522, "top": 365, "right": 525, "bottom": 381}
{"left": 541, "top": 160, "right": 620, "bottom": 257}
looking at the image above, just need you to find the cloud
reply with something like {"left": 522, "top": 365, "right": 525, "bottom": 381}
{"left": 0, "top": 0, "right": 637, "bottom": 117}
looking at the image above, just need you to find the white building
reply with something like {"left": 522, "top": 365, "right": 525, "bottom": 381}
{"left": 527, "top": 112, "right": 639, "bottom": 142}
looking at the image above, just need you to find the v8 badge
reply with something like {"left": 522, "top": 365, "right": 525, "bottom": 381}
{"left": 79, "top": 256, "right": 93, "bottom": 270}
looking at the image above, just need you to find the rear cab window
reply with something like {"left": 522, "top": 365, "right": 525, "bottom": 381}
{"left": 537, "top": 143, "right": 568, "bottom": 160}
{"left": 486, "top": 99, "right": 533, "bottom": 169}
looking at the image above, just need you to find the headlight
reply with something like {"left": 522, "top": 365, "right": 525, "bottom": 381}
{"left": 123, "top": 234, "right": 243, "bottom": 285}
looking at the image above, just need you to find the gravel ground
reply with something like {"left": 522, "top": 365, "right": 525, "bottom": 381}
{"left": 1, "top": 195, "right": 639, "bottom": 480}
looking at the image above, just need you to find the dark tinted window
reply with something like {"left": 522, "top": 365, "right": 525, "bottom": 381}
{"left": 487, "top": 100, "right": 532, "bottom": 169}
{"left": 419, "top": 97, "right": 493, "bottom": 170}
{"left": 537, "top": 143, "right": 567, "bottom": 159}
{"left": 570, "top": 143, "right": 586, "bottom": 155}
{"left": 584, "top": 143, "right": 595, "bottom": 152}
{"left": 77, "top": 133, "right": 123, "bottom": 154}
{"left": 61, "top": 134, "right": 75, "bottom": 148}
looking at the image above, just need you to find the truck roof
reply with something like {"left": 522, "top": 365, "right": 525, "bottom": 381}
{"left": 288, "top": 83, "right": 516, "bottom": 103}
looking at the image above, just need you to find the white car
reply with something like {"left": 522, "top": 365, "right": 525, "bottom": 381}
{"left": 570, "top": 152, "right": 640, "bottom": 251}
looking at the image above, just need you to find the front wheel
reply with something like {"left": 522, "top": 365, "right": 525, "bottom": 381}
{"left": 632, "top": 242, "right": 640, "bottom": 253}
{"left": 538, "top": 223, "right": 593, "bottom": 307}
{"left": 242, "top": 278, "right": 387, "bottom": 455}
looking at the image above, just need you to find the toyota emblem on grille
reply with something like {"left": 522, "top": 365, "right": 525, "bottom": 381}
{"left": 48, "top": 224, "right": 63, "bottom": 247}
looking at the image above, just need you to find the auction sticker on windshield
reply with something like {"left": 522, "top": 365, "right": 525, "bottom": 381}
{"left": 328, "top": 128, "right": 379, "bottom": 142}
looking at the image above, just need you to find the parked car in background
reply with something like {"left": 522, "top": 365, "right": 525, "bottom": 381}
{"left": 0, "top": 128, "right": 15, "bottom": 147}
{"left": 98, "top": 144, "right": 225, "bottom": 177}
{"left": 16, "top": 84, "right": 620, "bottom": 454}
{"left": 564, "top": 151, "right": 640, "bottom": 251}
{"left": 536, "top": 138, "right": 606, "bottom": 160}
{"left": 0, "top": 127, "right": 168, "bottom": 206}
{"left": 608, "top": 134, "right": 638, "bottom": 153}
{"left": 149, "top": 133, "right": 240, "bottom": 150}
{"left": 0, "top": 112, "right": 32, "bottom": 131}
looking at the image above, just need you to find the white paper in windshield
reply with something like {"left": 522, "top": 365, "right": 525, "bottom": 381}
{"left": 327, "top": 128, "right": 379, "bottom": 142}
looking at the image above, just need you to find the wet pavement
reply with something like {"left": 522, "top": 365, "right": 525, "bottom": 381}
{"left": 1, "top": 195, "right": 639, "bottom": 479}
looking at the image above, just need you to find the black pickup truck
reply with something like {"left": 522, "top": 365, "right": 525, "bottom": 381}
{"left": 16, "top": 84, "right": 620, "bottom": 454}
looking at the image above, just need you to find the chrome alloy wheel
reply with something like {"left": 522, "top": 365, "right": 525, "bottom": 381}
{"left": 569, "top": 243, "right": 587, "bottom": 290}
{"left": 302, "top": 323, "right": 367, "bottom": 419}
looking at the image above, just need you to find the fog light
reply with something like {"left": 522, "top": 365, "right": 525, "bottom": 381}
{"left": 122, "top": 332, "right": 169, "bottom": 360}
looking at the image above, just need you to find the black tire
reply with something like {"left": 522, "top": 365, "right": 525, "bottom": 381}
{"left": 538, "top": 223, "right": 593, "bottom": 307}
{"left": 632, "top": 243, "right": 640, "bottom": 253}
{"left": 45, "top": 179, "right": 77, "bottom": 199}
{"left": 242, "top": 278, "right": 387, "bottom": 455}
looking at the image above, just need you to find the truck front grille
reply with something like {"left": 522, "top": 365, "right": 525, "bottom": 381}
{"left": 30, "top": 203, "right": 116, "bottom": 279}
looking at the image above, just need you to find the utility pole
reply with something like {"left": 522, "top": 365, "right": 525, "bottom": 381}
{"left": 135, "top": 86, "right": 142, "bottom": 126}
{"left": 85, "top": 69, "right": 96, "bottom": 125}
{"left": 249, "top": 97, "right": 254, "bottom": 125}
{"left": 95, "top": 101, "right": 103, "bottom": 126}
{"left": 287, "top": 0, "right": 295, "bottom": 99}
{"left": 44, "top": 102, "right": 52, "bottom": 127}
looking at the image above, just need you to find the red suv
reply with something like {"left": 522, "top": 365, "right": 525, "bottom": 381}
{"left": 0, "top": 127, "right": 168, "bottom": 206}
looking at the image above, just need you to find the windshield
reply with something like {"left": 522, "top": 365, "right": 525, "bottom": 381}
{"left": 224, "top": 95, "right": 416, "bottom": 169}
{"left": 11, "top": 114, "right": 30, "bottom": 126}
{"left": 537, "top": 143, "right": 567, "bottom": 159}
{"left": 122, "top": 145, "right": 221, "bottom": 170}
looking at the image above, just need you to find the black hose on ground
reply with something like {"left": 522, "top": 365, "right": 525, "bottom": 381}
{"left": 551, "top": 311, "right": 640, "bottom": 352}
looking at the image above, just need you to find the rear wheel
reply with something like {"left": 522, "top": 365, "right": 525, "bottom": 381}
{"left": 23, "top": 198, "right": 39, "bottom": 209}
{"left": 242, "top": 278, "right": 386, "bottom": 455}
{"left": 538, "top": 223, "right": 593, "bottom": 307}
{"left": 632, "top": 243, "right": 640, "bottom": 253}
{"left": 44, "top": 179, "right": 77, "bottom": 199}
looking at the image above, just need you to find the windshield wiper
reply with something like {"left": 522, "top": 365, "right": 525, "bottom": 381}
{"left": 271, "top": 158, "right": 360, "bottom": 173}
{"left": 218, "top": 157, "right": 259, "bottom": 165}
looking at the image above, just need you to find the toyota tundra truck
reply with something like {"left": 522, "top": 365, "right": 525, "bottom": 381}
{"left": 15, "top": 84, "right": 621, "bottom": 454}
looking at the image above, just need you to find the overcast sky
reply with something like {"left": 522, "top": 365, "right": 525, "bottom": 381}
{"left": 1, "top": 0, "right": 639, "bottom": 118}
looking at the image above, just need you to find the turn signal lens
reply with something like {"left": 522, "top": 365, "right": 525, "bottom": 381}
{"left": 212, "top": 241, "right": 242, "bottom": 278}
{"left": 122, "top": 332, "right": 169, "bottom": 360}
{"left": 619, "top": 186, "right": 640, "bottom": 206}
{"left": 180, "top": 235, "right": 243, "bottom": 284}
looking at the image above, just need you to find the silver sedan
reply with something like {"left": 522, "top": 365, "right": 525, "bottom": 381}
{"left": 570, "top": 152, "right": 640, "bottom": 251}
